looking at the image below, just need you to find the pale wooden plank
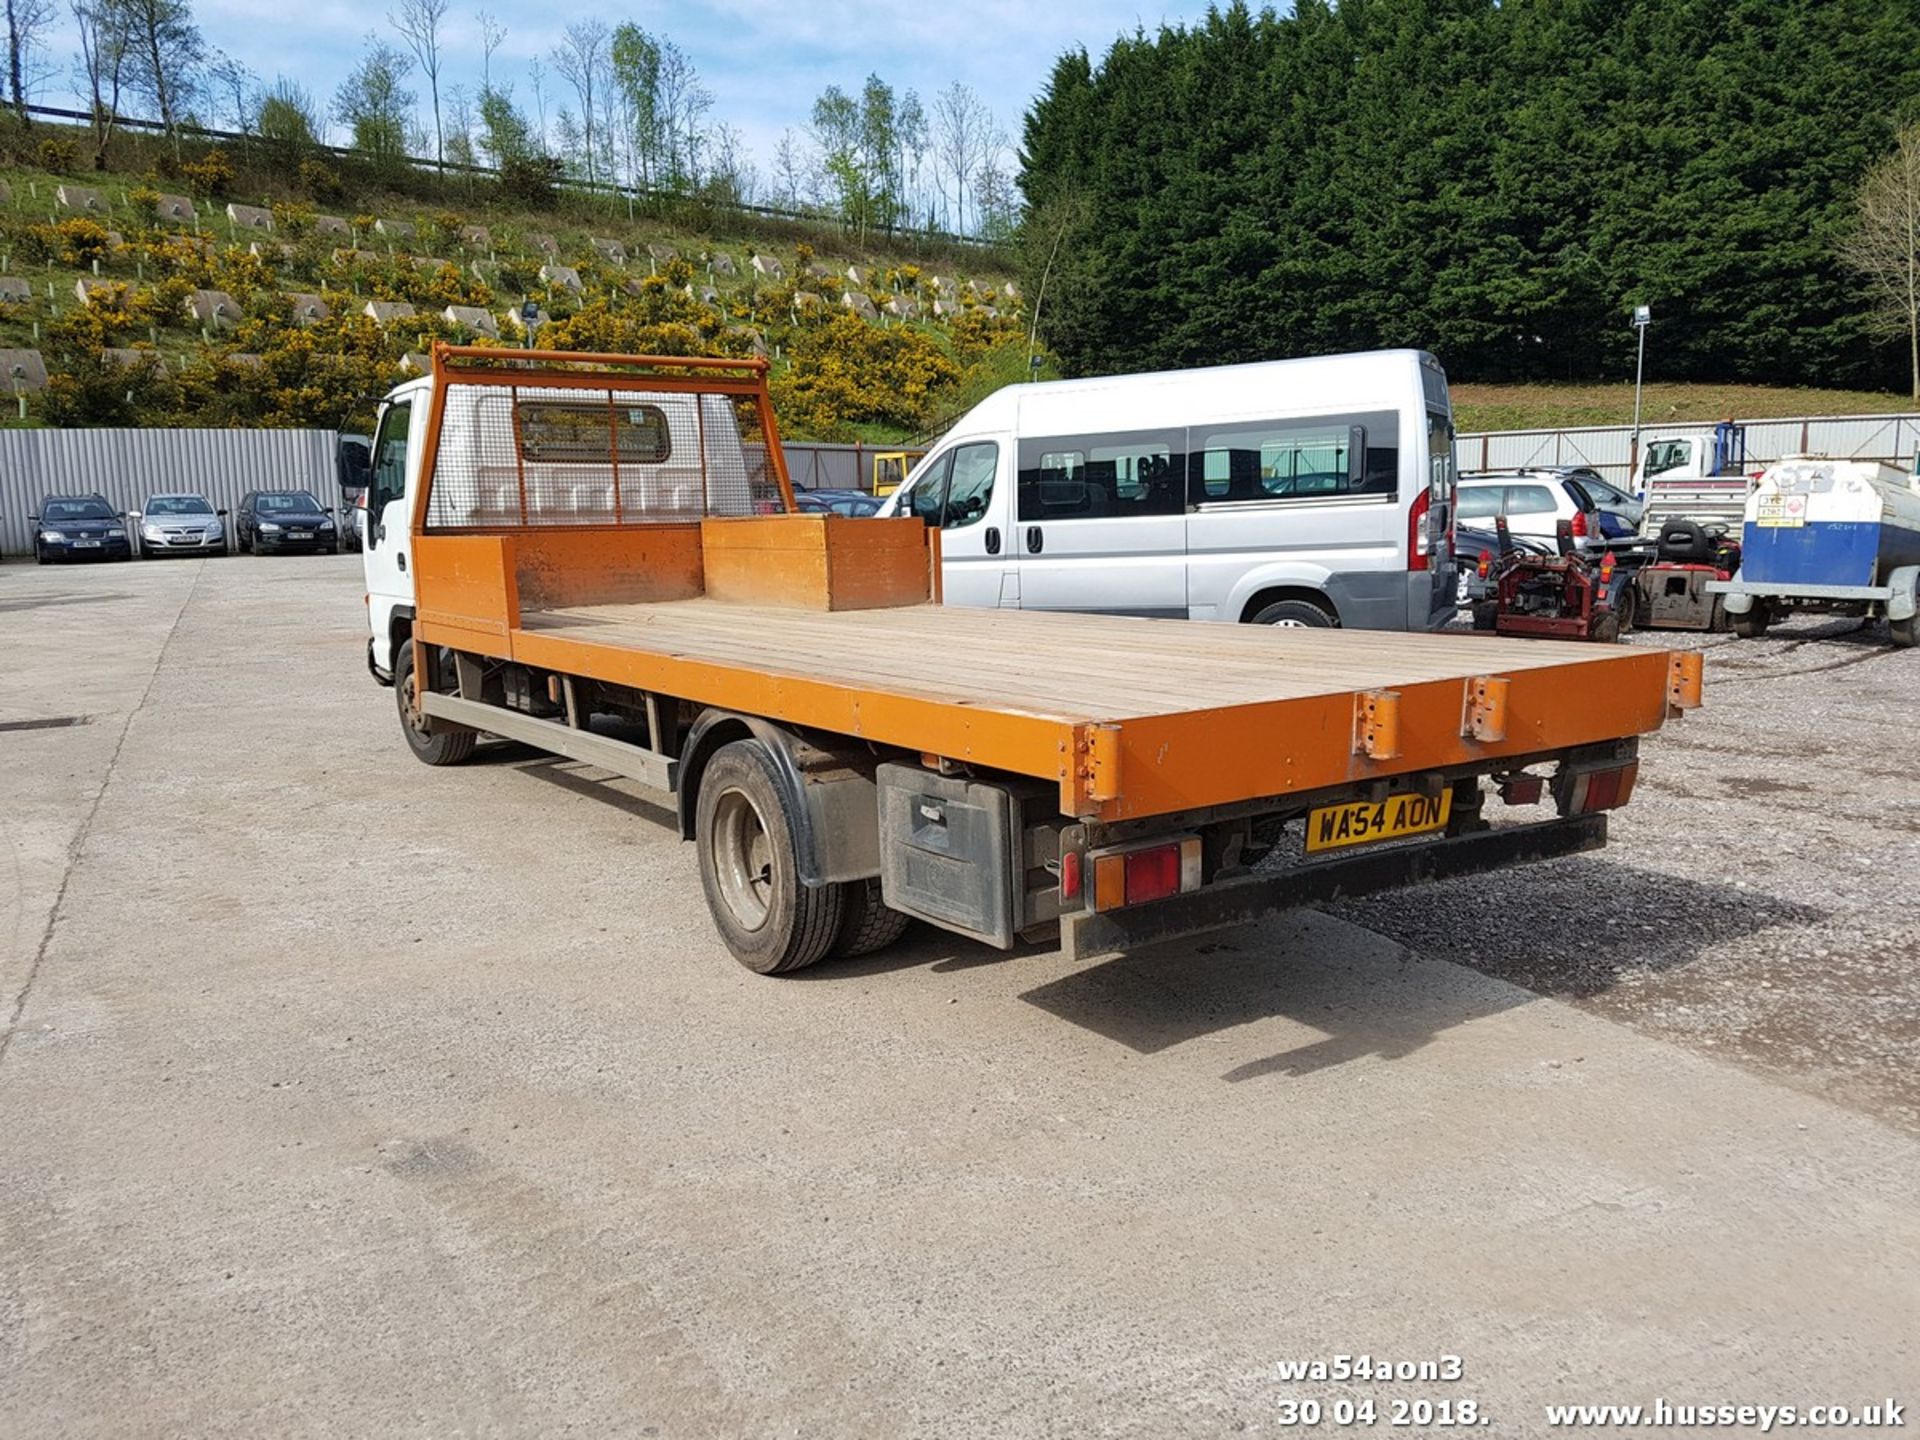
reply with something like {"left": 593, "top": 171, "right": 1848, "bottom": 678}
{"left": 519, "top": 597, "right": 1658, "bottom": 724}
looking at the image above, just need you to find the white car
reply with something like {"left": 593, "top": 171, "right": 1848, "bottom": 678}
{"left": 1455, "top": 473, "right": 1622, "bottom": 547}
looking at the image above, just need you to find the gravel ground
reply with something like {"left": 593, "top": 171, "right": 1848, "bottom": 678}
{"left": 1335, "top": 611, "right": 1920, "bottom": 1135}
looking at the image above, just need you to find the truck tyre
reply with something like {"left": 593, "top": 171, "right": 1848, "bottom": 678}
{"left": 1613, "top": 583, "right": 1638, "bottom": 634}
{"left": 1731, "top": 602, "right": 1770, "bottom": 640}
{"left": 1471, "top": 600, "right": 1497, "bottom": 631}
{"left": 832, "top": 878, "right": 912, "bottom": 958}
{"left": 1893, "top": 613, "right": 1918, "bottom": 649}
{"left": 696, "top": 740, "right": 845, "bottom": 975}
{"left": 1592, "top": 613, "right": 1621, "bottom": 644}
{"left": 394, "top": 638, "right": 477, "bottom": 767}
{"left": 1249, "top": 598, "right": 1335, "bottom": 628}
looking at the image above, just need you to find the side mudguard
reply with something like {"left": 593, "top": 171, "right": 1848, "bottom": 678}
{"left": 676, "top": 710, "right": 882, "bottom": 886}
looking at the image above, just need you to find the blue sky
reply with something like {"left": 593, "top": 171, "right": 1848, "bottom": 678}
{"left": 44, "top": 0, "right": 1220, "bottom": 182}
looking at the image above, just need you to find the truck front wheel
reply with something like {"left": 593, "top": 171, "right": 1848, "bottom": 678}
{"left": 696, "top": 740, "right": 844, "bottom": 974}
{"left": 394, "top": 638, "right": 477, "bottom": 767}
{"left": 1893, "top": 613, "right": 1918, "bottom": 649}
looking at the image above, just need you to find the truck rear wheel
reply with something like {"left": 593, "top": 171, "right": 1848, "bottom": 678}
{"left": 395, "top": 639, "right": 477, "bottom": 767}
{"left": 832, "top": 878, "right": 912, "bottom": 958}
{"left": 1731, "top": 602, "right": 1770, "bottom": 640}
{"left": 696, "top": 740, "right": 844, "bottom": 975}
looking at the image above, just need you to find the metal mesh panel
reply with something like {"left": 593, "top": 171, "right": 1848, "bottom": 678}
{"left": 425, "top": 383, "right": 785, "bottom": 529}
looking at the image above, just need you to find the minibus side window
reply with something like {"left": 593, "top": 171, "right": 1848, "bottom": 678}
{"left": 1190, "top": 411, "right": 1400, "bottom": 505}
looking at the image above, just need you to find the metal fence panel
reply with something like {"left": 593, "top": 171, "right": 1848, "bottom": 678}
{"left": 1, "top": 428, "right": 338, "bottom": 556}
{"left": 1458, "top": 412, "right": 1920, "bottom": 487}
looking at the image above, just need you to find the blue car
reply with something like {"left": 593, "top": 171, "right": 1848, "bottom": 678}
{"left": 32, "top": 494, "right": 133, "bottom": 564}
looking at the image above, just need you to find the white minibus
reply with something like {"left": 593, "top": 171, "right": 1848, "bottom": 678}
{"left": 877, "top": 348, "right": 1457, "bottom": 629}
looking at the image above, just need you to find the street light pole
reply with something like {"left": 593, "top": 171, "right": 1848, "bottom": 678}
{"left": 1631, "top": 304, "right": 1652, "bottom": 477}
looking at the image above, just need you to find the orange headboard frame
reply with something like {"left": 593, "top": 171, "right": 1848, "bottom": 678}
{"left": 407, "top": 342, "right": 799, "bottom": 537}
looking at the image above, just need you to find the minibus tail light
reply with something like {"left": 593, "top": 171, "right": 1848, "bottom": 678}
{"left": 1407, "top": 489, "right": 1432, "bottom": 572}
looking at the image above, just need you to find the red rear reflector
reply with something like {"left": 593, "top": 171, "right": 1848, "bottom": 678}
{"left": 1124, "top": 845, "right": 1182, "bottom": 905}
{"left": 1567, "top": 762, "right": 1639, "bottom": 814}
{"left": 1059, "top": 850, "right": 1082, "bottom": 901}
{"left": 1407, "top": 489, "right": 1432, "bottom": 572}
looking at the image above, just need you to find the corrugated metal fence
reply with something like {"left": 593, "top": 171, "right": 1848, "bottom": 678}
{"left": 14, "top": 413, "right": 1911, "bottom": 556}
{"left": 1458, "top": 413, "right": 1920, "bottom": 485}
{"left": 0, "top": 430, "right": 904, "bottom": 556}
{"left": 0, "top": 428, "right": 338, "bottom": 556}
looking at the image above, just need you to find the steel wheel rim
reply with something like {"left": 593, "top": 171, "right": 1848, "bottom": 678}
{"left": 712, "top": 788, "right": 774, "bottom": 931}
{"left": 401, "top": 662, "right": 430, "bottom": 736}
{"left": 1269, "top": 617, "right": 1309, "bottom": 628}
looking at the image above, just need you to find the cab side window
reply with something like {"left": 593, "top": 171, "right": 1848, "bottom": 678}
{"left": 908, "top": 452, "right": 953, "bottom": 525}
{"left": 941, "top": 443, "right": 998, "bottom": 528}
{"left": 906, "top": 443, "right": 998, "bottom": 529}
{"left": 370, "top": 400, "right": 414, "bottom": 513}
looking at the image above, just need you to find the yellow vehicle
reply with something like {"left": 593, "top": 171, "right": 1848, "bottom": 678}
{"left": 349, "top": 345, "right": 1700, "bottom": 976}
{"left": 871, "top": 450, "right": 920, "bottom": 497}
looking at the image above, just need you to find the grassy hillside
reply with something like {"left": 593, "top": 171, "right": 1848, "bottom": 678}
{"left": 0, "top": 134, "right": 1026, "bottom": 441}
{"left": 1451, "top": 381, "right": 1916, "bottom": 433}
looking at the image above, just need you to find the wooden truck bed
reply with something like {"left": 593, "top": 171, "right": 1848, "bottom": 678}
{"left": 495, "top": 592, "right": 1684, "bottom": 822}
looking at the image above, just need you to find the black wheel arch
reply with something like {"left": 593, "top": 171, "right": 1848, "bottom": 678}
{"left": 677, "top": 709, "right": 881, "bottom": 888}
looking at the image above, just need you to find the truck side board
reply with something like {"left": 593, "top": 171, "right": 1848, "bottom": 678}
{"left": 410, "top": 524, "right": 1676, "bottom": 822}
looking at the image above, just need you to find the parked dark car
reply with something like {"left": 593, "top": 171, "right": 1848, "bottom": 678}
{"left": 30, "top": 494, "right": 132, "bottom": 563}
{"left": 794, "top": 488, "right": 883, "bottom": 517}
{"left": 237, "top": 490, "right": 341, "bottom": 554}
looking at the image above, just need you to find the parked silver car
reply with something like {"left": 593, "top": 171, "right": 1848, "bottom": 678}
{"left": 133, "top": 492, "right": 228, "bottom": 557}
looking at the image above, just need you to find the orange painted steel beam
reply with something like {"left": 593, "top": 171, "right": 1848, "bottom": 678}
{"left": 413, "top": 605, "right": 1678, "bottom": 822}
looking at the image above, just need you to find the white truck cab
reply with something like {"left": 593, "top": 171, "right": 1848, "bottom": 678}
{"left": 348, "top": 377, "right": 433, "bottom": 680}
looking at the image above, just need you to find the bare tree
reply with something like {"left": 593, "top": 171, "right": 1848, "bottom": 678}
{"left": 550, "top": 20, "right": 607, "bottom": 186}
{"left": 390, "top": 0, "right": 447, "bottom": 169}
{"left": 121, "top": 0, "right": 203, "bottom": 150}
{"left": 933, "top": 81, "right": 989, "bottom": 235}
{"left": 1842, "top": 121, "right": 1920, "bottom": 401}
{"left": 71, "top": 0, "right": 132, "bottom": 166}
{"left": 772, "top": 126, "right": 808, "bottom": 209}
{"left": 476, "top": 8, "right": 502, "bottom": 88}
{"left": 527, "top": 53, "right": 547, "bottom": 150}
{"left": 4, "top": 0, "right": 55, "bottom": 125}
{"left": 205, "top": 48, "right": 252, "bottom": 133}
{"left": 655, "top": 37, "right": 707, "bottom": 190}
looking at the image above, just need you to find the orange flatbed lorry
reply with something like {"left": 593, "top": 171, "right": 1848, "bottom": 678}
{"left": 346, "top": 345, "right": 1702, "bottom": 973}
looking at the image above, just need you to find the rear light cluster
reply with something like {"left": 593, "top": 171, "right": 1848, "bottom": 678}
{"left": 1407, "top": 490, "right": 1432, "bottom": 572}
{"left": 1570, "top": 508, "right": 1589, "bottom": 540}
{"left": 1560, "top": 762, "right": 1639, "bottom": 815}
{"left": 1083, "top": 836, "right": 1203, "bottom": 912}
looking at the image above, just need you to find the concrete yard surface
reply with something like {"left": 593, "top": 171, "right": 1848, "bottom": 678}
{"left": 2, "top": 556, "right": 1916, "bottom": 1437}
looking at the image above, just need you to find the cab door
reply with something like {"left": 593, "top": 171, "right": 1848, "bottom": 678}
{"left": 904, "top": 438, "right": 1013, "bottom": 608}
{"left": 362, "top": 396, "right": 418, "bottom": 671}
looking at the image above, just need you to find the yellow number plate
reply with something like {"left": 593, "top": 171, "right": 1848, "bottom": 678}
{"left": 1306, "top": 792, "right": 1453, "bottom": 854}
